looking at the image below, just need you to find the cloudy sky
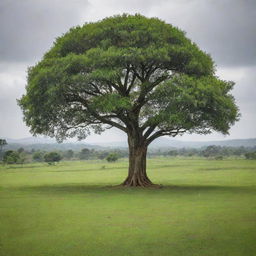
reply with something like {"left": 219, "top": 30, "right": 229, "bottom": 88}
{"left": 0, "top": 0, "right": 255, "bottom": 143}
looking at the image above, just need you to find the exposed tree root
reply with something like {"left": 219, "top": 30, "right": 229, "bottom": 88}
{"left": 121, "top": 174, "right": 162, "bottom": 188}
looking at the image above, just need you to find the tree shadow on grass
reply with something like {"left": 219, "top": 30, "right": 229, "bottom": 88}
{"left": 16, "top": 183, "right": 256, "bottom": 196}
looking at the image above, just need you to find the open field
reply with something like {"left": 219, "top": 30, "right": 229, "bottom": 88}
{"left": 0, "top": 158, "right": 256, "bottom": 256}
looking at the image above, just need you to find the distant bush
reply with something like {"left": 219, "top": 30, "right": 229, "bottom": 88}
{"left": 18, "top": 147, "right": 25, "bottom": 153}
{"left": 79, "top": 148, "right": 90, "bottom": 160}
{"left": 3, "top": 150, "right": 21, "bottom": 164}
{"left": 168, "top": 150, "right": 178, "bottom": 157}
{"left": 203, "top": 145, "right": 220, "bottom": 158}
{"left": 33, "top": 151, "right": 44, "bottom": 162}
{"left": 215, "top": 156, "right": 224, "bottom": 160}
{"left": 244, "top": 152, "right": 256, "bottom": 160}
{"left": 64, "top": 149, "right": 74, "bottom": 160}
{"left": 98, "top": 152, "right": 109, "bottom": 160}
{"left": 106, "top": 153, "right": 119, "bottom": 162}
{"left": 44, "top": 152, "right": 62, "bottom": 164}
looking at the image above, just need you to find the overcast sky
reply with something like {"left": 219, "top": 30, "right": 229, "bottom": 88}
{"left": 0, "top": 0, "right": 255, "bottom": 142}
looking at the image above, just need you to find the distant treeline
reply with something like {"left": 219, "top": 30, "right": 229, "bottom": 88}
{"left": 1, "top": 144, "right": 256, "bottom": 164}
{"left": 0, "top": 147, "right": 124, "bottom": 164}
{"left": 150, "top": 145, "right": 256, "bottom": 158}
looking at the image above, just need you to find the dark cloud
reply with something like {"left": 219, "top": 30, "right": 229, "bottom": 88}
{"left": 0, "top": 0, "right": 89, "bottom": 62}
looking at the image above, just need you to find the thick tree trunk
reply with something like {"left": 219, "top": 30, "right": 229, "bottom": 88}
{"left": 122, "top": 136, "right": 154, "bottom": 187}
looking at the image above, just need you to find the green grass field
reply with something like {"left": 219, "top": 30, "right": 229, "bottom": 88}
{"left": 0, "top": 158, "right": 256, "bottom": 256}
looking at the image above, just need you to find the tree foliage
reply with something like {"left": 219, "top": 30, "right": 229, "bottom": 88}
{"left": 19, "top": 14, "right": 238, "bottom": 142}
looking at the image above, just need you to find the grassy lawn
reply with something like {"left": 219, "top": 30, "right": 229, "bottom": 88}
{"left": 0, "top": 158, "right": 256, "bottom": 256}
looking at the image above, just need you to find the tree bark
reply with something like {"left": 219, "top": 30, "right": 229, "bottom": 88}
{"left": 121, "top": 135, "right": 154, "bottom": 187}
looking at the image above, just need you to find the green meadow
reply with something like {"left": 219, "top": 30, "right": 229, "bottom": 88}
{"left": 0, "top": 158, "right": 256, "bottom": 256}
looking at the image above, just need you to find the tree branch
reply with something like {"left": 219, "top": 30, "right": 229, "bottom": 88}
{"left": 126, "top": 73, "right": 137, "bottom": 94}
{"left": 132, "top": 74, "right": 169, "bottom": 113}
{"left": 146, "top": 128, "right": 186, "bottom": 145}
{"left": 143, "top": 124, "right": 157, "bottom": 139}
{"left": 66, "top": 95, "right": 127, "bottom": 133}
{"left": 123, "top": 66, "right": 130, "bottom": 88}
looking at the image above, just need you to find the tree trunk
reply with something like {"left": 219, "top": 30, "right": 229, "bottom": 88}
{"left": 122, "top": 136, "right": 154, "bottom": 187}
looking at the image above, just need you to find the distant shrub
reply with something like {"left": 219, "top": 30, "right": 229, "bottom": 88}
{"left": 98, "top": 152, "right": 109, "bottom": 160}
{"left": 168, "top": 150, "right": 178, "bottom": 157}
{"left": 203, "top": 145, "right": 220, "bottom": 158}
{"left": 79, "top": 148, "right": 90, "bottom": 160}
{"left": 215, "top": 156, "right": 224, "bottom": 160}
{"left": 44, "top": 152, "right": 62, "bottom": 164}
{"left": 244, "top": 152, "right": 256, "bottom": 160}
{"left": 17, "top": 147, "right": 25, "bottom": 153}
{"left": 3, "top": 150, "right": 21, "bottom": 164}
{"left": 106, "top": 153, "right": 119, "bottom": 162}
{"left": 33, "top": 151, "right": 44, "bottom": 162}
{"left": 64, "top": 149, "right": 74, "bottom": 160}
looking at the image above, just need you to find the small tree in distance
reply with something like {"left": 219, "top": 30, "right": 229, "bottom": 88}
{"left": 106, "top": 153, "right": 119, "bottom": 162}
{"left": 64, "top": 149, "right": 74, "bottom": 160}
{"left": 79, "top": 148, "right": 90, "bottom": 160}
{"left": 3, "top": 150, "right": 21, "bottom": 164}
{"left": 33, "top": 151, "right": 44, "bottom": 162}
{"left": 44, "top": 152, "right": 62, "bottom": 165}
{"left": 245, "top": 152, "right": 256, "bottom": 160}
{"left": 19, "top": 14, "right": 239, "bottom": 186}
{"left": 98, "top": 151, "right": 109, "bottom": 160}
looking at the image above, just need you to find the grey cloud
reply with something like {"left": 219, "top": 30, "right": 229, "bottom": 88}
{"left": 93, "top": 0, "right": 166, "bottom": 12}
{"left": 1, "top": 0, "right": 255, "bottom": 67}
{"left": 149, "top": 0, "right": 256, "bottom": 67}
{"left": 217, "top": 65, "right": 256, "bottom": 138}
{"left": 0, "top": 0, "right": 89, "bottom": 62}
{"left": 0, "top": 63, "right": 29, "bottom": 137}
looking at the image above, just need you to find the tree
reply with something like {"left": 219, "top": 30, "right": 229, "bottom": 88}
{"left": 168, "top": 150, "right": 178, "bottom": 157}
{"left": 18, "top": 14, "right": 239, "bottom": 186}
{"left": 203, "top": 145, "right": 221, "bottom": 158}
{"left": 17, "top": 147, "right": 25, "bottom": 153}
{"left": 106, "top": 153, "right": 119, "bottom": 162}
{"left": 98, "top": 151, "right": 109, "bottom": 160}
{"left": 0, "top": 139, "right": 7, "bottom": 160}
{"left": 79, "top": 148, "right": 90, "bottom": 160}
{"left": 64, "top": 149, "right": 74, "bottom": 160}
{"left": 33, "top": 151, "right": 44, "bottom": 162}
{"left": 245, "top": 152, "right": 256, "bottom": 160}
{"left": 3, "top": 150, "right": 21, "bottom": 164}
{"left": 44, "top": 152, "right": 62, "bottom": 164}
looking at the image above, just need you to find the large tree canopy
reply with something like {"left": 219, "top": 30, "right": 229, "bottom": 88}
{"left": 19, "top": 14, "right": 239, "bottom": 186}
